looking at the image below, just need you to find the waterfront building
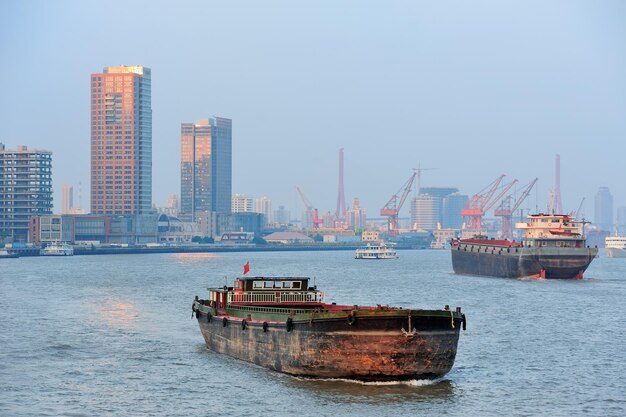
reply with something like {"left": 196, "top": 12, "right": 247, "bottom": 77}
{"left": 273, "top": 205, "right": 290, "bottom": 226}
{"left": 411, "top": 194, "right": 440, "bottom": 230}
{"left": 30, "top": 213, "right": 158, "bottom": 245}
{"left": 216, "top": 212, "right": 263, "bottom": 237}
{"left": 255, "top": 196, "right": 272, "bottom": 226}
{"left": 90, "top": 65, "right": 152, "bottom": 215}
{"left": 411, "top": 187, "right": 460, "bottom": 231}
{"left": 346, "top": 198, "right": 367, "bottom": 229}
{"left": 180, "top": 117, "right": 232, "bottom": 221}
{"left": 594, "top": 186, "right": 613, "bottom": 232}
{"left": 443, "top": 193, "right": 469, "bottom": 229}
{"left": 157, "top": 213, "right": 198, "bottom": 244}
{"left": 232, "top": 194, "right": 253, "bottom": 213}
{"left": 0, "top": 144, "right": 53, "bottom": 242}
{"left": 361, "top": 231, "right": 380, "bottom": 242}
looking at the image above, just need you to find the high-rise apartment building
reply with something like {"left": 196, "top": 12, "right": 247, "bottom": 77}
{"left": 0, "top": 143, "right": 53, "bottom": 242}
{"left": 255, "top": 196, "right": 272, "bottom": 225}
{"left": 90, "top": 65, "right": 152, "bottom": 215}
{"left": 180, "top": 117, "right": 232, "bottom": 221}
{"left": 411, "top": 194, "right": 440, "bottom": 230}
{"left": 594, "top": 186, "right": 613, "bottom": 231}
{"left": 232, "top": 194, "right": 253, "bottom": 213}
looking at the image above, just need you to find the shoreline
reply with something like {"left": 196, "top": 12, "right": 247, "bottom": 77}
{"left": 5, "top": 243, "right": 430, "bottom": 257}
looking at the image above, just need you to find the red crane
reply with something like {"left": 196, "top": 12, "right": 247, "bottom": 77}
{"left": 461, "top": 175, "right": 518, "bottom": 231}
{"left": 295, "top": 186, "right": 323, "bottom": 229}
{"left": 380, "top": 172, "right": 417, "bottom": 236}
{"left": 494, "top": 178, "right": 538, "bottom": 239}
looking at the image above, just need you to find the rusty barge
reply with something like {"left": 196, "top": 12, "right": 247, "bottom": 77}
{"left": 451, "top": 213, "right": 598, "bottom": 279}
{"left": 192, "top": 276, "right": 465, "bottom": 381}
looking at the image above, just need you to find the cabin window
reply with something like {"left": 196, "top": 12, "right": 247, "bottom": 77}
{"left": 253, "top": 281, "right": 263, "bottom": 289}
{"left": 264, "top": 282, "right": 274, "bottom": 288}
{"left": 282, "top": 281, "right": 292, "bottom": 289}
{"left": 292, "top": 282, "right": 301, "bottom": 289}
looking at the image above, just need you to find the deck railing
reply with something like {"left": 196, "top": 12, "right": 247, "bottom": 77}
{"left": 228, "top": 291, "right": 324, "bottom": 304}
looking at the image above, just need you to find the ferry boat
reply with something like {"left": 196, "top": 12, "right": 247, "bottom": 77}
{"left": 606, "top": 235, "right": 626, "bottom": 258}
{"left": 192, "top": 276, "right": 465, "bottom": 381}
{"left": 0, "top": 249, "right": 19, "bottom": 259}
{"left": 40, "top": 242, "right": 74, "bottom": 256}
{"left": 451, "top": 213, "right": 598, "bottom": 279}
{"left": 355, "top": 242, "right": 398, "bottom": 259}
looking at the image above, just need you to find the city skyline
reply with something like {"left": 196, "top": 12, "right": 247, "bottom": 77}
{"left": 1, "top": 1, "right": 625, "bottom": 221}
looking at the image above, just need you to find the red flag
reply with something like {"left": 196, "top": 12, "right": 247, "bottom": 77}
{"left": 243, "top": 261, "right": 250, "bottom": 275}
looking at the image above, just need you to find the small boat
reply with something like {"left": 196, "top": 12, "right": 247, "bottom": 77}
{"left": 355, "top": 242, "right": 398, "bottom": 259}
{"left": 606, "top": 234, "right": 626, "bottom": 258}
{"left": 0, "top": 249, "right": 19, "bottom": 259}
{"left": 40, "top": 242, "right": 74, "bottom": 256}
{"left": 192, "top": 276, "right": 465, "bottom": 381}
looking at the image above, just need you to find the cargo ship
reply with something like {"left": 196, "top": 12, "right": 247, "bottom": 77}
{"left": 192, "top": 276, "right": 465, "bottom": 381}
{"left": 451, "top": 213, "right": 598, "bottom": 279}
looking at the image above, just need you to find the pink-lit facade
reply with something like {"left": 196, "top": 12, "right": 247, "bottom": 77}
{"left": 90, "top": 66, "right": 152, "bottom": 215}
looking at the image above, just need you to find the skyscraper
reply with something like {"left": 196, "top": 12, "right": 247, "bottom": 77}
{"left": 90, "top": 65, "right": 152, "bottom": 215}
{"left": 180, "top": 117, "right": 232, "bottom": 221}
{"left": 594, "top": 186, "right": 613, "bottom": 231}
{"left": 0, "top": 143, "right": 53, "bottom": 242}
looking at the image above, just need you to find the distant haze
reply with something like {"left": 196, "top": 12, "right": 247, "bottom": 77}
{"left": 1, "top": 0, "right": 624, "bottom": 221}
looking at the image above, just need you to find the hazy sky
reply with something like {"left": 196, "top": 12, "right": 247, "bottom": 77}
{"left": 1, "top": 0, "right": 625, "bottom": 221}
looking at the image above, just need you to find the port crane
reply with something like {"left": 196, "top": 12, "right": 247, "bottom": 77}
{"left": 573, "top": 197, "right": 585, "bottom": 219}
{"left": 380, "top": 172, "right": 417, "bottom": 236}
{"left": 295, "top": 186, "right": 323, "bottom": 229}
{"left": 461, "top": 175, "right": 518, "bottom": 231}
{"left": 494, "top": 178, "right": 538, "bottom": 239}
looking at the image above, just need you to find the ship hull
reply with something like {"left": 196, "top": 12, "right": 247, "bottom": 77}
{"left": 606, "top": 247, "right": 626, "bottom": 258}
{"left": 194, "top": 307, "right": 463, "bottom": 381}
{"left": 451, "top": 244, "right": 598, "bottom": 279}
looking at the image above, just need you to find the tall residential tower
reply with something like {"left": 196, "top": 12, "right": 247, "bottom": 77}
{"left": 180, "top": 117, "right": 232, "bottom": 221}
{"left": 90, "top": 65, "right": 152, "bottom": 215}
{"left": 0, "top": 144, "right": 53, "bottom": 242}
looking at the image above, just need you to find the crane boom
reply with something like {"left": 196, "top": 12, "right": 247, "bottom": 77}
{"left": 510, "top": 178, "right": 538, "bottom": 213}
{"left": 380, "top": 172, "right": 417, "bottom": 235}
{"left": 494, "top": 178, "right": 538, "bottom": 239}
{"left": 295, "top": 185, "right": 323, "bottom": 228}
{"left": 461, "top": 174, "right": 506, "bottom": 231}
{"left": 484, "top": 179, "right": 518, "bottom": 213}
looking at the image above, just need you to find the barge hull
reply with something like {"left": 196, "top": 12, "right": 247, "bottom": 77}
{"left": 451, "top": 245, "right": 597, "bottom": 279}
{"left": 196, "top": 310, "right": 461, "bottom": 381}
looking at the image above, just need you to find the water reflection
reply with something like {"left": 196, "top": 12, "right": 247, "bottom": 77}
{"left": 172, "top": 252, "right": 222, "bottom": 264}
{"left": 98, "top": 301, "right": 139, "bottom": 329}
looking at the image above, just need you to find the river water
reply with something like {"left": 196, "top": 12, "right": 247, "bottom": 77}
{"left": 1, "top": 250, "right": 625, "bottom": 416}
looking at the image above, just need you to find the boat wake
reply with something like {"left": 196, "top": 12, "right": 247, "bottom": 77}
{"left": 295, "top": 376, "right": 444, "bottom": 386}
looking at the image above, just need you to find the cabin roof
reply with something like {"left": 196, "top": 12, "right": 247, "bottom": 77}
{"left": 237, "top": 276, "right": 310, "bottom": 281}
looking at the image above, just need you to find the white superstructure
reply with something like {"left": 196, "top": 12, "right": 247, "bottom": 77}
{"left": 355, "top": 242, "right": 398, "bottom": 260}
{"left": 606, "top": 236, "right": 626, "bottom": 258}
{"left": 40, "top": 242, "right": 74, "bottom": 256}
